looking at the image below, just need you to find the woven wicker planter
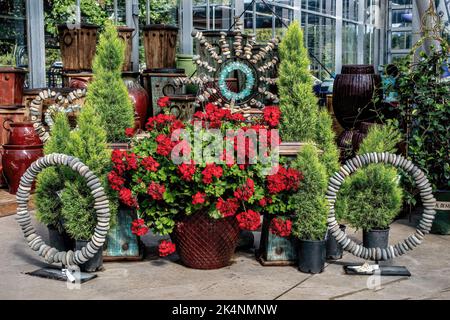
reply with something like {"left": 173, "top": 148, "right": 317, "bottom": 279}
{"left": 171, "top": 211, "right": 240, "bottom": 269}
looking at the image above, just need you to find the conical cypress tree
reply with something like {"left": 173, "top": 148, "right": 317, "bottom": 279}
{"left": 61, "top": 103, "right": 117, "bottom": 240}
{"left": 278, "top": 21, "right": 318, "bottom": 142}
{"left": 85, "top": 20, "right": 134, "bottom": 143}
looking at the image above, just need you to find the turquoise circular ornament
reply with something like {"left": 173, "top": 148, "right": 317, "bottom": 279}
{"left": 217, "top": 61, "right": 255, "bottom": 102}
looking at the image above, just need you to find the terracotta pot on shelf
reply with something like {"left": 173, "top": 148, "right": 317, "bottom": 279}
{"left": 0, "top": 67, "right": 27, "bottom": 106}
{"left": 0, "top": 147, "right": 5, "bottom": 187}
{"left": 117, "top": 26, "right": 134, "bottom": 72}
{"left": 58, "top": 24, "right": 98, "bottom": 72}
{"left": 123, "top": 72, "right": 149, "bottom": 129}
{"left": 2, "top": 144, "right": 44, "bottom": 194}
{"left": 3, "top": 121, "right": 42, "bottom": 146}
{"left": 171, "top": 211, "right": 240, "bottom": 269}
{"left": 0, "top": 105, "right": 26, "bottom": 145}
{"left": 142, "top": 24, "right": 178, "bottom": 69}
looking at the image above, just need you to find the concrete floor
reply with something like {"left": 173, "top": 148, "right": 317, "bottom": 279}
{"left": 1, "top": 212, "right": 450, "bottom": 300}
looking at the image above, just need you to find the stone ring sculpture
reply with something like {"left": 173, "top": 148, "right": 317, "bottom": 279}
{"left": 15, "top": 153, "right": 110, "bottom": 267}
{"left": 29, "top": 88, "right": 86, "bottom": 143}
{"left": 326, "top": 152, "right": 436, "bottom": 261}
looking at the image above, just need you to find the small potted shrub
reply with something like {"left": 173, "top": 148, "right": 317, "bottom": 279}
{"left": 335, "top": 124, "right": 403, "bottom": 250}
{"left": 61, "top": 103, "right": 117, "bottom": 272}
{"left": 109, "top": 102, "right": 302, "bottom": 269}
{"left": 291, "top": 144, "right": 328, "bottom": 274}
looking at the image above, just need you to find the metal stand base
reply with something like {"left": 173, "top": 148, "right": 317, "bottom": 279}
{"left": 26, "top": 267, "right": 97, "bottom": 283}
{"left": 344, "top": 264, "right": 411, "bottom": 276}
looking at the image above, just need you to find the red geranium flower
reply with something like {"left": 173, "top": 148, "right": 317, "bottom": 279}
{"left": 155, "top": 134, "right": 174, "bottom": 157}
{"left": 141, "top": 156, "right": 159, "bottom": 172}
{"left": 125, "top": 152, "right": 139, "bottom": 171}
{"left": 158, "top": 240, "right": 176, "bottom": 257}
{"left": 236, "top": 210, "right": 261, "bottom": 231}
{"left": 131, "top": 218, "right": 149, "bottom": 236}
{"left": 178, "top": 161, "right": 196, "bottom": 181}
{"left": 269, "top": 217, "right": 292, "bottom": 237}
{"left": 108, "top": 170, "right": 125, "bottom": 191}
{"left": 157, "top": 96, "right": 170, "bottom": 108}
{"left": 234, "top": 178, "right": 255, "bottom": 201}
{"left": 147, "top": 182, "right": 166, "bottom": 200}
{"left": 146, "top": 114, "right": 176, "bottom": 131}
{"left": 258, "top": 197, "right": 273, "bottom": 207}
{"left": 119, "top": 188, "right": 138, "bottom": 207}
{"left": 192, "top": 192, "right": 206, "bottom": 205}
{"left": 216, "top": 198, "right": 239, "bottom": 217}
{"left": 263, "top": 106, "right": 281, "bottom": 127}
{"left": 267, "top": 166, "right": 303, "bottom": 194}
{"left": 202, "top": 163, "right": 223, "bottom": 184}
{"left": 125, "top": 127, "right": 135, "bottom": 137}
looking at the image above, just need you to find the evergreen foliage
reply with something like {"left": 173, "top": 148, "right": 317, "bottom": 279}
{"left": 85, "top": 20, "right": 134, "bottom": 143}
{"left": 291, "top": 144, "right": 329, "bottom": 240}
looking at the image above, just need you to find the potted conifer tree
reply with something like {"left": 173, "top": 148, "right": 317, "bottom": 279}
{"left": 335, "top": 124, "right": 403, "bottom": 249}
{"left": 291, "top": 144, "right": 329, "bottom": 274}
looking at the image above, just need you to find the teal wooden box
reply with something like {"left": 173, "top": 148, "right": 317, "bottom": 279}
{"left": 103, "top": 206, "right": 142, "bottom": 261}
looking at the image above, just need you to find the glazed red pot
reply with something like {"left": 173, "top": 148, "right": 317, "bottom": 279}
{"left": 0, "top": 147, "right": 5, "bottom": 187}
{"left": 3, "top": 121, "right": 42, "bottom": 145}
{"left": 123, "top": 72, "right": 149, "bottom": 129}
{"left": 2, "top": 144, "right": 44, "bottom": 194}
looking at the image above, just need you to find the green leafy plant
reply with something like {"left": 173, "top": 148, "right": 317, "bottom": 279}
{"left": 336, "top": 124, "right": 403, "bottom": 231}
{"left": 291, "top": 144, "right": 329, "bottom": 240}
{"left": 45, "top": 0, "right": 113, "bottom": 36}
{"left": 139, "top": 0, "right": 177, "bottom": 25}
{"left": 315, "top": 109, "right": 340, "bottom": 177}
{"left": 85, "top": 20, "right": 134, "bottom": 143}
{"left": 35, "top": 112, "right": 73, "bottom": 231}
{"left": 61, "top": 103, "right": 117, "bottom": 240}
{"left": 278, "top": 21, "right": 318, "bottom": 143}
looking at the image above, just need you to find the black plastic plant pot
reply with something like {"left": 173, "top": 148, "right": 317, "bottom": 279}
{"left": 363, "top": 228, "right": 390, "bottom": 249}
{"left": 326, "top": 224, "right": 346, "bottom": 260}
{"left": 75, "top": 240, "right": 103, "bottom": 273}
{"left": 48, "top": 225, "right": 74, "bottom": 252}
{"left": 298, "top": 239, "right": 326, "bottom": 274}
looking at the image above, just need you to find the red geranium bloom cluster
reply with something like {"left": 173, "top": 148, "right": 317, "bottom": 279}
{"left": 120, "top": 188, "right": 138, "bottom": 208}
{"left": 236, "top": 210, "right": 261, "bottom": 231}
{"left": 155, "top": 134, "right": 175, "bottom": 157}
{"left": 141, "top": 156, "right": 159, "bottom": 172}
{"left": 178, "top": 161, "right": 197, "bottom": 181}
{"left": 147, "top": 182, "right": 166, "bottom": 200}
{"left": 269, "top": 217, "right": 293, "bottom": 237}
{"left": 263, "top": 106, "right": 281, "bottom": 128}
{"left": 111, "top": 149, "right": 138, "bottom": 174}
{"left": 131, "top": 218, "right": 149, "bottom": 236}
{"left": 193, "top": 103, "right": 245, "bottom": 128}
{"left": 216, "top": 198, "right": 239, "bottom": 217}
{"left": 108, "top": 170, "right": 125, "bottom": 191}
{"left": 258, "top": 196, "right": 273, "bottom": 207}
{"left": 202, "top": 163, "right": 223, "bottom": 184}
{"left": 267, "top": 166, "right": 303, "bottom": 194}
{"left": 125, "top": 127, "right": 135, "bottom": 137}
{"left": 158, "top": 240, "right": 176, "bottom": 257}
{"left": 192, "top": 192, "right": 206, "bottom": 205}
{"left": 146, "top": 114, "right": 176, "bottom": 131}
{"left": 157, "top": 96, "right": 170, "bottom": 109}
{"left": 234, "top": 178, "right": 255, "bottom": 201}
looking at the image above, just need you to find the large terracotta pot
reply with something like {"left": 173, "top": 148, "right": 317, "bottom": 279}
{"left": 332, "top": 64, "right": 382, "bottom": 130}
{"left": 117, "top": 26, "right": 134, "bottom": 72}
{"left": 142, "top": 24, "right": 178, "bottom": 69}
{"left": 58, "top": 24, "right": 98, "bottom": 72}
{"left": 0, "top": 105, "right": 26, "bottom": 145}
{"left": 123, "top": 72, "right": 149, "bottom": 129}
{"left": 3, "top": 121, "right": 41, "bottom": 145}
{"left": 0, "top": 67, "right": 27, "bottom": 106}
{"left": 2, "top": 144, "right": 44, "bottom": 194}
{"left": 0, "top": 147, "right": 5, "bottom": 187}
{"left": 171, "top": 211, "right": 240, "bottom": 269}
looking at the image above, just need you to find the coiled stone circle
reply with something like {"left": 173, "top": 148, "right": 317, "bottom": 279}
{"left": 326, "top": 152, "right": 436, "bottom": 261}
{"left": 16, "top": 153, "right": 110, "bottom": 267}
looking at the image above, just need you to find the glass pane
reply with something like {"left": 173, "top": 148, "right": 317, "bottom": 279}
{"left": 364, "top": 25, "right": 375, "bottom": 64}
{"left": 302, "top": 13, "right": 335, "bottom": 80}
{"left": 193, "top": 0, "right": 233, "bottom": 30}
{"left": 0, "top": 0, "right": 27, "bottom": 68}
{"left": 302, "top": 0, "right": 336, "bottom": 16}
{"left": 343, "top": 22, "right": 358, "bottom": 65}
{"left": 391, "top": 31, "right": 412, "bottom": 50}
{"left": 343, "top": 0, "right": 358, "bottom": 21}
{"left": 391, "top": 9, "right": 413, "bottom": 28}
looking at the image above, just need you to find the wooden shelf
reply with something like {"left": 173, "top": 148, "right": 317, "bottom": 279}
{"left": 0, "top": 189, "right": 35, "bottom": 218}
